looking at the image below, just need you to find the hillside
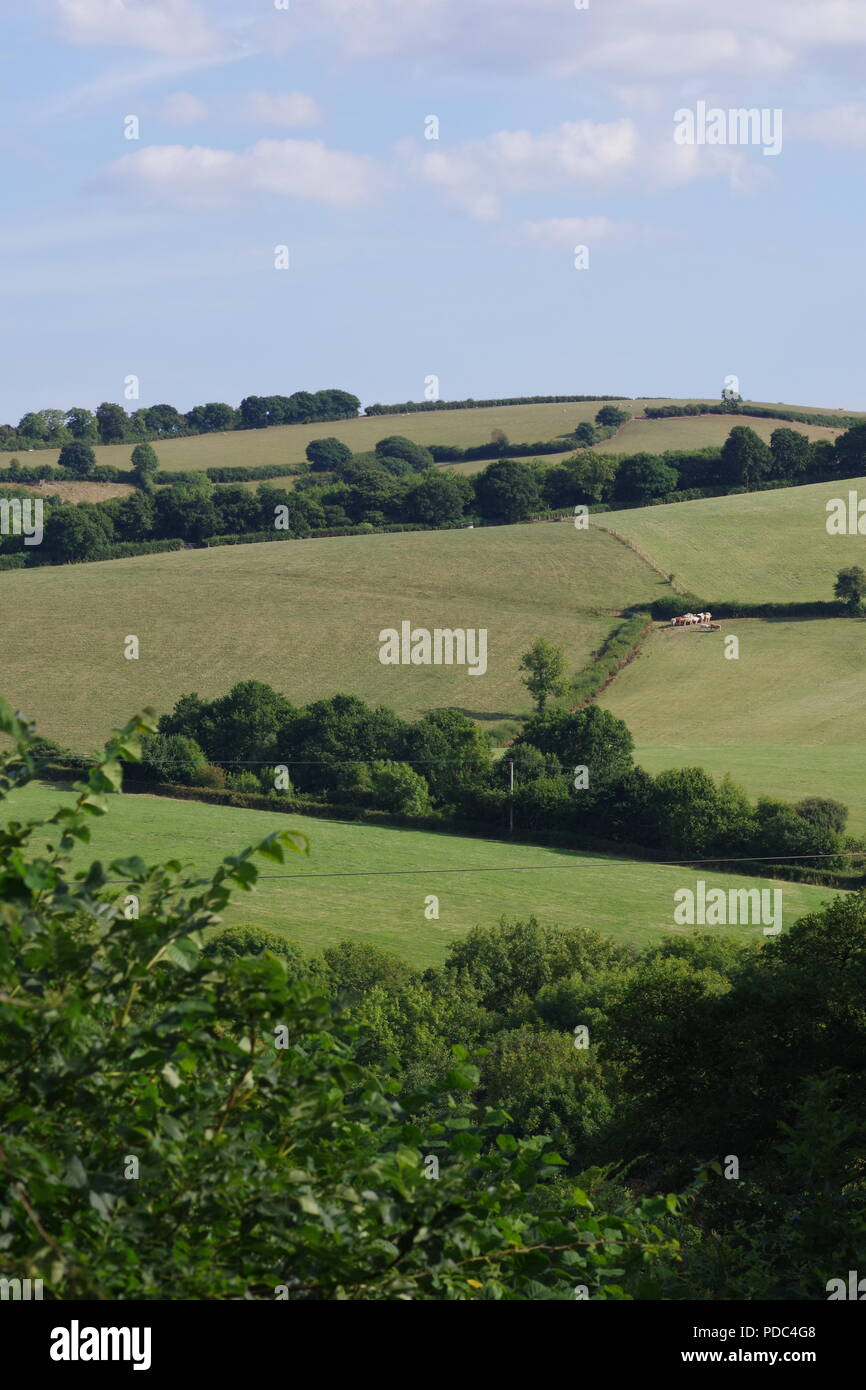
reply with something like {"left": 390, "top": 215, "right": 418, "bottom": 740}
{"left": 0, "top": 521, "right": 666, "bottom": 751}
{"left": 6, "top": 783, "right": 833, "bottom": 966}
{"left": 2, "top": 396, "right": 853, "bottom": 476}
{"left": 596, "top": 475, "right": 866, "bottom": 604}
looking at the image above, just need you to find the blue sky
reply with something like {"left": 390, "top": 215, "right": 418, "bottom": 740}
{"left": 1, "top": 0, "right": 865, "bottom": 421}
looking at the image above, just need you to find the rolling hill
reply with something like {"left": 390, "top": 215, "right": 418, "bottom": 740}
{"left": 596, "top": 474, "right": 866, "bottom": 603}
{"left": 0, "top": 520, "right": 666, "bottom": 751}
{"left": 2, "top": 396, "right": 853, "bottom": 476}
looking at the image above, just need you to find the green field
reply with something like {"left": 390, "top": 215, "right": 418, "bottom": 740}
{"left": 0, "top": 521, "right": 666, "bottom": 751}
{"left": 600, "top": 618, "right": 866, "bottom": 831}
{"left": 593, "top": 413, "right": 839, "bottom": 455}
{"left": 4, "top": 397, "right": 853, "bottom": 476}
{"left": 4, "top": 783, "right": 836, "bottom": 967}
{"left": 596, "top": 475, "right": 866, "bottom": 603}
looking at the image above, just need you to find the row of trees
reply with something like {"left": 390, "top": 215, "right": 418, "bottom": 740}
{"left": 131, "top": 682, "right": 852, "bottom": 869}
{"left": 4, "top": 705, "right": 863, "bottom": 1298}
{"left": 1, "top": 389, "right": 361, "bottom": 451}
{"left": 11, "top": 419, "right": 866, "bottom": 571}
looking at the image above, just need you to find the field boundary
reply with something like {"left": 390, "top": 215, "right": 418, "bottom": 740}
{"left": 593, "top": 522, "right": 687, "bottom": 594}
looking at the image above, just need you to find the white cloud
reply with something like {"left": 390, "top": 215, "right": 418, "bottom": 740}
{"left": 404, "top": 120, "right": 639, "bottom": 220}
{"left": 160, "top": 90, "right": 208, "bottom": 124}
{"left": 240, "top": 91, "right": 323, "bottom": 128}
{"left": 520, "top": 217, "right": 624, "bottom": 249}
{"left": 52, "top": 0, "right": 223, "bottom": 56}
{"left": 92, "top": 139, "right": 388, "bottom": 207}
{"left": 263, "top": 0, "right": 866, "bottom": 92}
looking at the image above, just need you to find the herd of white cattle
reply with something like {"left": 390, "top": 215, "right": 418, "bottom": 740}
{"left": 670, "top": 611, "right": 713, "bottom": 627}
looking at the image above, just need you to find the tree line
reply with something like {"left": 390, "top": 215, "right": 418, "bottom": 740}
{"left": 364, "top": 393, "right": 628, "bottom": 415}
{"left": 0, "top": 389, "right": 361, "bottom": 452}
{"left": 6, "top": 420, "right": 866, "bottom": 570}
{"left": 81, "top": 680, "right": 857, "bottom": 878}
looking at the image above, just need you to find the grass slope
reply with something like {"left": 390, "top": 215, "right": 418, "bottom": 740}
{"left": 6, "top": 784, "right": 835, "bottom": 967}
{"left": 0, "top": 521, "right": 666, "bottom": 751}
{"left": 600, "top": 618, "right": 866, "bottom": 831}
{"left": 597, "top": 475, "right": 866, "bottom": 603}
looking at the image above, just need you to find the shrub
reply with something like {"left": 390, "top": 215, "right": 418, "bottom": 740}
{"left": 190, "top": 763, "right": 227, "bottom": 789}
{"left": 369, "top": 760, "right": 432, "bottom": 816}
{"left": 203, "top": 925, "right": 309, "bottom": 979}
{"left": 226, "top": 770, "right": 264, "bottom": 794}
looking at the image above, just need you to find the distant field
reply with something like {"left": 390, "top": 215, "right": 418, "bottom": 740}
{"left": 597, "top": 475, "right": 866, "bottom": 603}
{"left": 3, "top": 397, "right": 852, "bottom": 477}
{"left": 4, "top": 784, "right": 836, "bottom": 966}
{"left": 0, "top": 521, "right": 666, "bottom": 751}
{"left": 1, "top": 402, "right": 635, "bottom": 475}
{"left": 593, "top": 414, "right": 840, "bottom": 455}
{"left": 600, "top": 618, "right": 866, "bottom": 831}
{"left": 0, "top": 479, "right": 134, "bottom": 502}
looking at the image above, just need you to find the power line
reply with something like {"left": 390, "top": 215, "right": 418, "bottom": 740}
{"left": 102, "top": 848, "right": 866, "bottom": 885}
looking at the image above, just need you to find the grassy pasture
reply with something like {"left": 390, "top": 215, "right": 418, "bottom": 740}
{"left": 4, "top": 783, "right": 835, "bottom": 966}
{"left": 599, "top": 618, "right": 866, "bottom": 831}
{"left": 597, "top": 475, "right": 866, "bottom": 603}
{"left": 593, "top": 414, "right": 840, "bottom": 455}
{"left": 0, "top": 521, "right": 665, "bottom": 751}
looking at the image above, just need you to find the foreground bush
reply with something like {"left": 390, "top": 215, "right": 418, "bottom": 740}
{"left": 0, "top": 699, "right": 678, "bottom": 1300}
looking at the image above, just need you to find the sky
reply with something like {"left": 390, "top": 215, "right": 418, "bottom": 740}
{"left": 0, "top": 0, "right": 865, "bottom": 421}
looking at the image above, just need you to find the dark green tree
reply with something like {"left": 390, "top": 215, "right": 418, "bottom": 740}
{"left": 64, "top": 408, "right": 97, "bottom": 442}
{"left": 58, "top": 440, "right": 97, "bottom": 478}
{"left": 769, "top": 428, "right": 810, "bottom": 481}
{"left": 595, "top": 405, "right": 630, "bottom": 428}
{"left": 130, "top": 441, "right": 159, "bottom": 488}
{"left": 834, "top": 565, "right": 866, "bottom": 613}
{"left": 43, "top": 505, "right": 114, "bottom": 562}
{"left": 520, "top": 705, "right": 633, "bottom": 787}
{"left": 614, "top": 454, "right": 679, "bottom": 505}
{"left": 403, "top": 470, "right": 472, "bottom": 525}
{"left": 375, "top": 436, "right": 435, "bottom": 471}
{"left": 95, "top": 402, "right": 128, "bottom": 445}
{"left": 834, "top": 422, "right": 866, "bottom": 475}
{"left": 720, "top": 426, "right": 772, "bottom": 490}
{"left": 306, "top": 437, "right": 353, "bottom": 471}
{"left": 474, "top": 458, "right": 543, "bottom": 523}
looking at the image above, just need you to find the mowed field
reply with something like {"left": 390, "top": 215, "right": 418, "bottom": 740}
{"left": 0, "top": 521, "right": 667, "bottom": 752}
{"left": 4, "top": 784, "right": 835, "bottom": 966}
{"left": 3, "top": 397, "right": 853, "bottom": 476}
{"left": 600, "top": 618, "right": 866, "bottom": 832}
{"left": 596, "top": 475, "right": 866, "bottom": 603}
